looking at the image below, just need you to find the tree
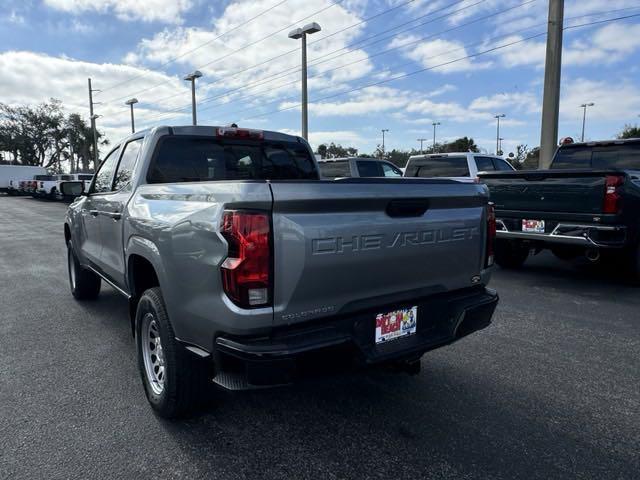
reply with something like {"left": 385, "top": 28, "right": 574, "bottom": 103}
{"left": 507, "top": 144, "right": 530, "bottom": 170}
{"left": 315, "top": 142, "right": 358, "bottom": 159}
{"left": 441, "top": 137, "right": 479, "bottom": 153}
{"left": 617, "top": 124, "right": 640, "bottom": 139}
{"left": 0, "top": 99, "right": 107, "bottom": 172}
{"left": 521, "top": 146, "right": 540, "bottom": 170}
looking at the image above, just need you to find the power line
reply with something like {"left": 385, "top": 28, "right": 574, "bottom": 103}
{"left": 146, "top": 0, "right": 532, "bottom": 123}
{"left": 236, "top": 13, "right": 640, "bottom": 123}
{"left": 102, "top": 0, "right": 345, "bottom": 104}
{"left": 142, "top": 0, "right": 420, "bottom": 109}
{"left": 145, "top": 0, "right": 489, "bottom": 120}
{"left": 99, "top": 0, "right": 289, "bottom": 94}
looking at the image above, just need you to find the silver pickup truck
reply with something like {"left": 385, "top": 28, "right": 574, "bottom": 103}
{"left": 63, "top": 126, "right": 498, "bottom": 418}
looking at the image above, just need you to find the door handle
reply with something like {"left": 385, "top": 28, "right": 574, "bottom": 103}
{"left": 105, "top": 211, "right": 122, "bottom": 220}
{"left": 89, "top": 210, "right": 99, "bottom": 217}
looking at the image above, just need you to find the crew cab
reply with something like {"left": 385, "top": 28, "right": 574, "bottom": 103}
{"left": 63, "top": 125, "right": 498, "bottom": 418}
{"left": 479, "top": 138, "right": 640, "bottom": 277}
{"left": 404, "top": 153, "right": 514, "bottom": 182}
{"left": 317, "top": 157, "right": 403, "bottom": 179}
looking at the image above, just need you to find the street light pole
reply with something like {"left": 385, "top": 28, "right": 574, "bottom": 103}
{"left": 432, "top": 122, "right": 440, "bottom": 152}
{"left": 417, "top": 138, "right": 427, "bottom": 153}
{"left": 381, "top": 129, "right": 389, "bottom": 156}
{"left": 125, "top": 98, "right": 138, "bottom": 133}
{"left": 494, "top": 114, "right": 505, "bottom": 154}
{"left": 580, "top": 102, "right": 594, "bottom": 142}
{"left": 183, "top": 70, "right": 203, "bottom": 126}
{"left": 288, "top": 22, "right": 321, "bottom": 140}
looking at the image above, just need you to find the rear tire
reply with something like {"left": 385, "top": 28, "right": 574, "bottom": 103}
{"left": 136, "top": 287, "right": 211, "bottom": 418}
{"left": 495, "top": 240, "right": 530, "bottom": 269}
{"left": 67, "top": 242, "right": 101, "bottom": 300}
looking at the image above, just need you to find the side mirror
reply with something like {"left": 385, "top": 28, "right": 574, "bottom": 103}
{"left": 59, "top": 181, "right": 85, "bottom": 198}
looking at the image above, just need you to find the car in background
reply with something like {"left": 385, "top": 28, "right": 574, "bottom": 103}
{"left": 34, "top": 173, "right": 94, "bottom": 200}
{"left": 404, "top": 153, "right": 515, "bottom": 182}
{"left": 317, "top": 157, "right": 403, "bottom": 179}
{"left": 0, "top": 165, "right": 47, "bottom": 194}
{"left": 480, "top": 137, "right": 640, "bottom": 277}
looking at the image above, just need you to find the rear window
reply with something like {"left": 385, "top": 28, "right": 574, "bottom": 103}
{"left": 318, "top": 160, "right": 352, "bottom": 178}
{"left": 147, "top": 136, "right": 318, "bottom": 183}
{"left": 552, "top": 143, "right": 640, "bottom": 169}
{"left": 405, "top": 156, "right": 470, "bottom": 178}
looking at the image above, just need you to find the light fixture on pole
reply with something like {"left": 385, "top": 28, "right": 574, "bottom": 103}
{"left": 580, "top": 102, "right": 594, "bottom": 142}
{"left": 183, "top": 70, "right": 203, "bottom": 126}
{"left": 494, "top": 114, "right": 505, "bottom": 155}
{"left": 417, "top": 138, "right": 427, "bottom": 153}
{"left": 432, "top": 122, "right": 440, "bottom": 152}
{"left": 288, "top": 22, "right": 321, "bottom": 140}
{"left": 381, "top": 129, "right": 389, "bottom": 156}
{"left": 125, "top": 98, "right": 138, "bottom": 133}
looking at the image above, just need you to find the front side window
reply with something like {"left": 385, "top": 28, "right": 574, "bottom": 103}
{"left": 382, "top": 162, "right": 402, "bottom": 177}
{"left": 113, "top": 138, "right": 143, "bottom": 191}
{"left": 493, "top": 158, "right": 514, "bottom": 171}
{"left": 92, "top": 147, "right": 120, "bottom": 193}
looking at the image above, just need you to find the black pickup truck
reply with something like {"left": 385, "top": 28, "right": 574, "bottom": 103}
{"left": 480, "top": 138, "right": 640, "bottom": 278}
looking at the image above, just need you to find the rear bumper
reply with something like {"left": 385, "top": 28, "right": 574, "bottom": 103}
{"left": 214, "top": 286, "right": 498, "bottom": 387}
{"left": 496, "top": 219, "right": 627, "bottom": 248}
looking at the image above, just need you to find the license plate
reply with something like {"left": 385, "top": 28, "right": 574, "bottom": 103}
{"left": 375, "top": 306, "right": 417, "bottom": 344}
{"left": 522, "top": 219, "right": 545, "bottom": 233}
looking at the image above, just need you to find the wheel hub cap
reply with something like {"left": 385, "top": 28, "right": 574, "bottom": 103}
{"left": 142, "top": 313, "right": 165, "bottom": 395}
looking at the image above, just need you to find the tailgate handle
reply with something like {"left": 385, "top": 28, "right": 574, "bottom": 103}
{"left": 386, "top": 199, "right": 429, "bottom": 217}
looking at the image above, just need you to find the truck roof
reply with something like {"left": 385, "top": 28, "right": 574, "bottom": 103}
{"left": 131, "top": 125, "right": 305, "bottom": 144}
{"left": 561, "top": 138, "right": 640, "bottom": 148}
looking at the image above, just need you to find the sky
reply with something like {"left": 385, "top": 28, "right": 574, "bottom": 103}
{"left": 1, "top": 0, "right": 640, "bottom": 157}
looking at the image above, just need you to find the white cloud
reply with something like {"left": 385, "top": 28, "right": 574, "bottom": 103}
{"left": 469, "top": 92, "right": 540, "bottom": 114}
{"left": 560, "top": 78, "right": 640, "bottom": 122}
{"left": 43, "top": 0, "right": 193, "bottom": 24}
{"left": 564, "top": 23, "right": 640, "bottom": 66}
{"left": 389, "top": 35, "right": 491, "bottom": 73}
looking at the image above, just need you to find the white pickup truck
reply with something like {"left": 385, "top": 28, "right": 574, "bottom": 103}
{"left": 35, "top": 173, "right": 93, "bottom": 199}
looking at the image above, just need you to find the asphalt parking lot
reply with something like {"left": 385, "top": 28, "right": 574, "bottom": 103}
{"left": 1, "top": 195, "right": 638, "bottom": 480}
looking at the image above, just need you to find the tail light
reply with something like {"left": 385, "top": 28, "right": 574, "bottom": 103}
{"left": 603, "top": 175, "right": 623, "bottom": 214}
{"left": 220, "top": 210, "right": 271, "bottom": 308}
{"left": 485, "top": 203, "right": 496, "bottom": 267}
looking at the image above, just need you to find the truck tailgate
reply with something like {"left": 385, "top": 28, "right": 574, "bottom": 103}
{"left": 269, "top": 179, "right": 488, "bottom": 327}
{"left": 481, "top": 170, "right": 611, "bottom": 214}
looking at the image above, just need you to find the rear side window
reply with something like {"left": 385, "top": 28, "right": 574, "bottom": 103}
{"left": 475, "top": 157, "right": 495, "bottom": 172}
{"left": 318, "top": 161, "right": 351, "bottom": 178}
{"left": 78, "top": 174, "right": 93, "bottom": 181}
{"left": 551, "top": 147, "right": 592, "bottom": 169}
{"left": 114, "top": 138, "right": 143, "bottom": 191}
{"left": 405, "top": 156, "right": 470, "bottom": 177}
{"left": 356, "top": 160, "right": 382, "bottom": 177}
{"left": 148, "top": 136, "right": 317, "bottom": 183}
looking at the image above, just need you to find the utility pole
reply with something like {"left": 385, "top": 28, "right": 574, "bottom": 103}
{"left": 432, "top": 122, "right": 440, "bottom": 152}
{"left": 417, "top": 138, "right": 427, "bottom": 153}
{"left": 494, "top": 114, "right": 505, "bottom": 154}
{"left": 125, "top": 98, "right": 138, "bottom": 133}
{"left": 183, "top": 71, "right": 203, "bottom": 126}
{"left": 381, "top": 129, "right": 389, "bottom": 156}
{"left": 580, "top": 102, "right": 594, "bottom": 142}
{"left": 88, "top": 78, "right": 100, "bottom": 170}
{"left": 539, "top": 0, "right": 564, "bottom": 169}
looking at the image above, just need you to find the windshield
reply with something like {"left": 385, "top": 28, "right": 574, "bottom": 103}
{"left": 405, "top": 156, "right": 470, "bottom": 177}
{"left": 148, "top": 136, "right": 318, "bottom": 183}
{"left": 552, "top": 143, "right": 640, "bottom": 169}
